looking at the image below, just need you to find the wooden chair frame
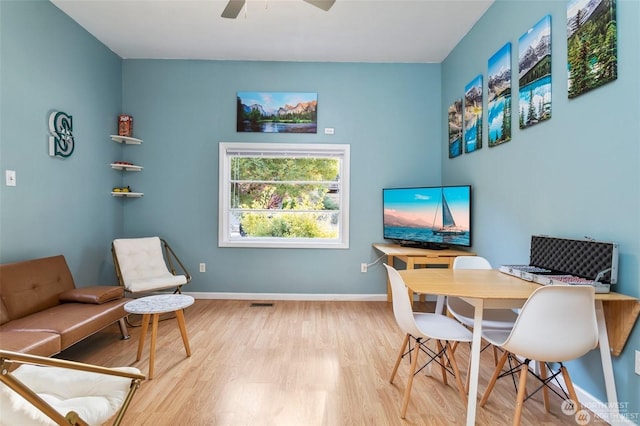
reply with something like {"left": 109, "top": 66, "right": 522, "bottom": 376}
{"left": 0, "top": 350, "right": 145, "bottom": 426}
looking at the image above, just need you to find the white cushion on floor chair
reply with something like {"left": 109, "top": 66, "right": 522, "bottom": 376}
{"left": 0, "top": 364, "right": 141, "bottom": 426}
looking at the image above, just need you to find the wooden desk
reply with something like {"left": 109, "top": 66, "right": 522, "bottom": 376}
{"left": 398, "top": 268, "right": 639, "bottom": 426}
{"left": 373, "top": 243, "right": 475, "bottom": 302}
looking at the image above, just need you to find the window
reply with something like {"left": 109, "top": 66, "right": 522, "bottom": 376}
{"left": 219, "top": 142, "right": 350, "bottom": 248}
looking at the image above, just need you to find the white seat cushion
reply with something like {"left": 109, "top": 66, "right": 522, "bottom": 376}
{"left": 447, "top": 297, "right": 518, "bottom": 330}
{"left": 113, "top": 237, "right": 187, "bottom": 292}
{"left": 0, "top": 364, "right": 141, "bottom": 426}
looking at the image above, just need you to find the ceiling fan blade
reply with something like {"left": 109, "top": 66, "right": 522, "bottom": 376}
{"left": 303, "top": 0, "right": 336, "bottom": 12}
{"left": 221, "top": 0, "right": 246, "bottom": 19}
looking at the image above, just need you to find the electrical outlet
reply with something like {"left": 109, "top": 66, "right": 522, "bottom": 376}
{"left": 635, "top": 350, "right": 640, "bottom": 375}
{"left": 199, "top": 263, "right": 206, "bottom": 273}
{"left": 361, "top": 263, "right": 367, "bottom": 273}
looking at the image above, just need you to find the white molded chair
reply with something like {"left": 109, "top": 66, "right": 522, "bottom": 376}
{"left": 444, "top": 256, "right": 518, "bottom": 372}
{"left": 479, "top": 285, "right": 598, "bottom": 426}
{"left": 384, "top": 264, "right": 472, "bottom": 419}
{"left": 445, "top": 256, "right": 518, "bottom": 329}
{"left": 112, "top": 237, "right": 191, "bottom": 295}
{"left": 0, "top": 350, "right": 145, "bottom": 426}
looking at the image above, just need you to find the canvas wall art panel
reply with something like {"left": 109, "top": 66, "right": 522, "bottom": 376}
{"left": 464, "top": 75, "right": 483, "bottom": 153}
{"left": 448, "top": 99, "right": 463, "bottom": 158}
{"left": 518, "top": 15, "right": 552, "bottom": 130}
{"left": 567, "top": 0, "right": 617, "bottom": 98}
{"left": 488, "top": 42, "right": 512, "bottom": 147}
{"left": 236, "top": 92, "right": 318, "bottom": 133}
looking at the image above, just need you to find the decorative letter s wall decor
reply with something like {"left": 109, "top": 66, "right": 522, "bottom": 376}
{"left": 48, "top": 111, "right": 74, "bottom": 158}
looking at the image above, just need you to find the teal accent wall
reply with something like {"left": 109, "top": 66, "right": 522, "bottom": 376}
{"left": 2, "top": 0, "right": 638, "bottom": 416}
{"left": 442, "top": 0, "right": 639, "bottom": 417}
{"left": 0, "top": 0, "right": 123, "bottom": 284}
{"left": 120, "top": 59, "right": 442, "bottom": 294}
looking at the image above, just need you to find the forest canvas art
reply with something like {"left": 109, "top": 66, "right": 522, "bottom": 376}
{"left": 567, "top": 0, "right": 617, "bottom": 98}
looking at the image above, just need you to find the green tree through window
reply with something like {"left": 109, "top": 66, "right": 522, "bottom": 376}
{"left": 219, "top": 143, "right": 350, "bottom": 248}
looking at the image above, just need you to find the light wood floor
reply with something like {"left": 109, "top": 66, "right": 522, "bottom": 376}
{"left": 58, "top": 300, "right": 597, "bottom": 425}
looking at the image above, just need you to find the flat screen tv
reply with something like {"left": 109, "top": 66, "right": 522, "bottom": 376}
{"left": 383, "top": 185, "right": 472, "bottom": 249}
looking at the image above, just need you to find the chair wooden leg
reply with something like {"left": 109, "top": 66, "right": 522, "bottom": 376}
{"left": 446, "top": 342, "right": 468, "bottom": 404}
{"left": 480, "top": 350, "right": 509, "bottom": 407}
{"left": 401, "top": 338, "right": 422, "bottom": 419}
{"left": 539, "top": 361, "right": 550, "bottom": 412}
{"left": 390, "top": 334, "right": 410, "bottom": 383}
{"left": 560, "top": 365, "right": 581, "bottom": 412}
{"left": 448, "top": 341, "right": 459, "bottom": 368}
{"left": 492, "top": 345, "right": 499, "bottom": 366}
{"left": 436, "top": 340, "right": 448, "bottom": 385}
{"left": 512, "top": 363, "right": 529, "bottom": 426}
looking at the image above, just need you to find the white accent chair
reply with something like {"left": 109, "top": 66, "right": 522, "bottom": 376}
{"left": 443, "top": 255, "right": 518, "bottom": 372}
{"left": 112, "top": 237, "right": 191, "bottom": 295}
{"left": 384, "top": 264, "right": 473, "bottom": 419}
{"left": 444, "top": 256, "right": 518, "bottom": 329}
{"left": 479, "top": 285, "right": 598, "bottom": 426}
{"left": 0, "top": 350, "right": 144, "bottom": 426}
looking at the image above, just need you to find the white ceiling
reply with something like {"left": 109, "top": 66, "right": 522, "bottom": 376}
{"left": 51, "top": 0, "right": 493, "bottom": 63}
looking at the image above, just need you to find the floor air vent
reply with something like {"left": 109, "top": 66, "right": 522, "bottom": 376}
{"left": 250, "top": 302, "right": 274, "bottom": 307}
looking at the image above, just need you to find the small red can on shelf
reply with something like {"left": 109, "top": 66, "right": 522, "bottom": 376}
{"left": 118, "top": 115, "right": 133, "bottom": 137}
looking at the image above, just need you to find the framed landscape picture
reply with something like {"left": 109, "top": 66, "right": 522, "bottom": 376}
{"left": 518, "top": 15, "right": 552, "bottom": 130}
{"left": 567, "top": 0, "right": 617, "bottom": 98}
{"left": 236, "top": 92, "right": 318, "bottom": 133}
{"left": 464, "top": 75, "right": 483, "bottom": 153}
{"left": 448, "top": 99, "right": 463, "bottom": 158}
{"left": 488, "top": 42, "right": 512, "bottom": 147}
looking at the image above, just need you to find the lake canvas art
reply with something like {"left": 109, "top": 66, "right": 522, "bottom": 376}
{"left": 519, "top": 15, "right": 552, "bottom": 130}
{"left": 236, "top": 92, "right": 318, "bottom": 133}
{"left": 488, "top": 43, "right": 512, "bottom": 147}
{"left": 448, "top": 99, "right": 463, "bottom": 158}
{"left": 464, "top": 75, "right": 483, "bottom": 153}
{"left": 567, "top": 0, "right": 617, "bottom": 98}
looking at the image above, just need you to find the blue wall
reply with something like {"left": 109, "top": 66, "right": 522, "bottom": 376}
{"left": 120, "top": 60, "right": 442, "bottom": 294}
{"left": 1, "top": 0, "right": 638, "bottom": 418}
{"left": 442, "top": 0, "right": 639, "bottom": 417}
{"left": 0, "top": 0, "right": 123, "bottom": 284}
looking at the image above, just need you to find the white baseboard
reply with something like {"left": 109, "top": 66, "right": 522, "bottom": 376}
{"left": 184, "top": 292, "right": 388, "bottom": 302}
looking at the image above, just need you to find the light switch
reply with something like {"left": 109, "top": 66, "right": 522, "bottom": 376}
{"left": 5, "top": 170, "right": 16, "bottom": 186}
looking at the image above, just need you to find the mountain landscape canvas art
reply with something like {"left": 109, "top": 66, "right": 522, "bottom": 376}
{"left": 236, "top": 92, "right": 318, "bottom": 133}
{"left": 488, "top": 42, "right": 512, "bottom": 147}
{"left": 518, "top": 15, "right": 552, "bottom": 130}
{"left": 464, "top": 75, "right": 483, "bottom": 153}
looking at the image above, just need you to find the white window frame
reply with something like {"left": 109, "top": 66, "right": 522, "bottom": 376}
{"left": 219, "top": 142, "right": 350, "bottom": 249}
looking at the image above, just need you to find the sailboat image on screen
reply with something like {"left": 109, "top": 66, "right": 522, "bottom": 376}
{"left": 432, "top": 191, "right": 467, "bottom": 236}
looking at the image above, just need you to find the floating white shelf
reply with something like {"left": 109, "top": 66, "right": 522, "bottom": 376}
{"left": 110, "top": 135, "right": 143, "bottom": 145}
{"left": 111, "top": 192, "right": 144, "bottom": 198}
{"left": 111, "top": 134, "right": 144, "bottom": 196}
{"left": 110, "top": 163, "right": 143, "bottom": 171}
